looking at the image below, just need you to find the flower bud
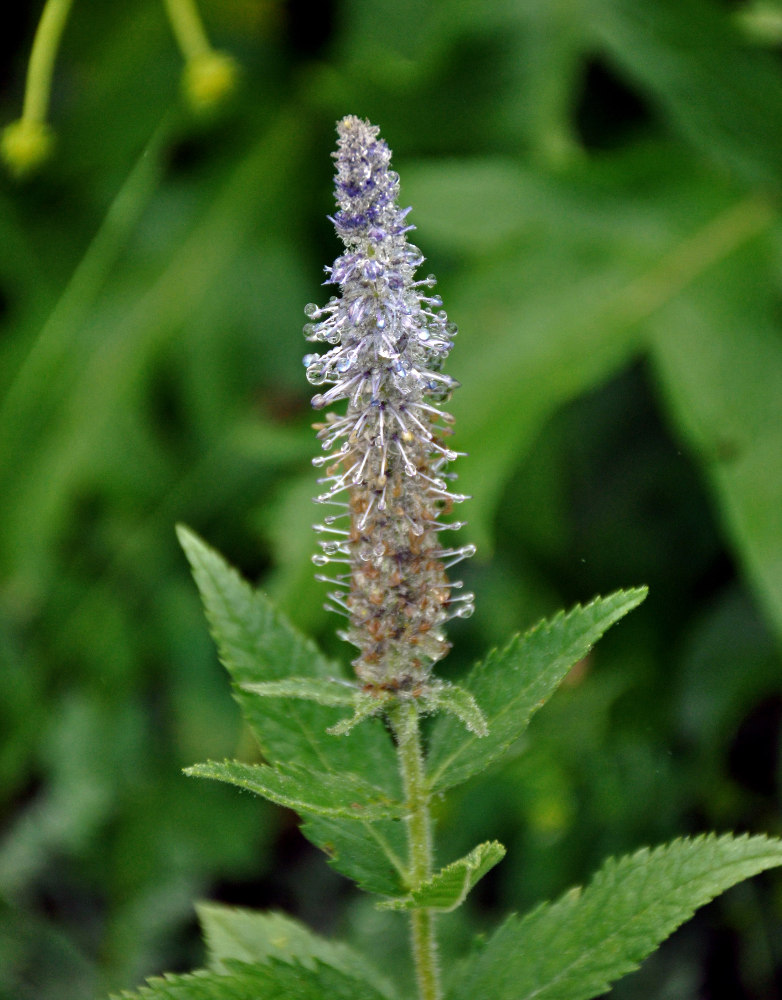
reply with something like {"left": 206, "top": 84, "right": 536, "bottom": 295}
{"left": 1, "top": 119, "right": 54, "bottom": 178}
{"left": 181, "top": 51, "right": 239, "bottom": 114}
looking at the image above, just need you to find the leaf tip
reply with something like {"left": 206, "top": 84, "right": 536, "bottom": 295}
{"left": 183, "top": 760, "right": 218, "bottom": 780}
{"left": 175, "top": 521, "right": 197, "bottom": 550}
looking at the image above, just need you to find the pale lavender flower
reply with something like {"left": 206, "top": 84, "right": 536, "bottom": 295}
{"left": 304, "top": 116, "right": 474, "bottom": 692}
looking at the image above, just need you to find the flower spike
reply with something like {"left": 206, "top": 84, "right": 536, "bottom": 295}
{"left": 305, "top": 116, "right": 474, "bottom": 692}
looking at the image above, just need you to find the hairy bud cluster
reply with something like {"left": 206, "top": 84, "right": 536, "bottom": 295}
{"left": 305, "top": 116, "right": 474, "bottom": 691}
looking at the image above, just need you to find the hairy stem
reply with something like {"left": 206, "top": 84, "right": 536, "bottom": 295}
{"left": 391, "top": 700, "right": 442, "bottom": 1000}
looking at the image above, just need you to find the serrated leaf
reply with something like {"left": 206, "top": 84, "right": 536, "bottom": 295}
{"left": 378, "top": 841, "right": 505, "bottom": 913}
{"left": 300, "top": 814, "right": 409, "bottom": 898}
{"left": 186, "top": 760, "right": 403, "bottom": 821}
{"left": 241, "top": 677, "right": 360, "bottom": 706}
{"left": 176, "top": 527, "right": 398, "bottom": 786}
{"left": 427, "top": 589, "right": 647, "bottom": 793}
{"left": 241, "top": 678, "right": 392, "bottom": 736}
{"left": 112, "top": 957, "right": 390, "bottom": 1000}
{"left": 198, "top": 904, "right": 396, "bottom": 998}
{"left": 177, "top": 528, "right": 407, "bottom": 888}
{"left": 448, "top": 834, "right": 782, "bottom": 1000}
{"left": 420, "top": 684, "right": 488, "bottom": 737}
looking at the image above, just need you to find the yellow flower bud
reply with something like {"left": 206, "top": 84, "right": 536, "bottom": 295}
{"left": 181, "top": 51, "right": 239, "bottom": 114}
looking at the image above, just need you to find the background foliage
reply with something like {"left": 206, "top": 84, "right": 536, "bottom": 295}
{"left": 2, "top": 1, "right": 782, "bottom": 997}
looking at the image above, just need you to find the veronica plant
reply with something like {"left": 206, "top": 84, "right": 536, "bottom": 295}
{"left": 117, "top": 118, "right": 782, "bottom": 1000}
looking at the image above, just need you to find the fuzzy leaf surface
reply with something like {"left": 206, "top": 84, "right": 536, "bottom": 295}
{"left": 112, "top": 958, "right": 390, "bottom": 1000}
{"left": 198, "top": 904, "right": 396, "bottom": 998}
{"left": 176, "top": 527, "right": 399, "bottom": 792}
{"left": 241, "top": 677, "right": 360, "bottom": 706}
{"left": 378, "top": 841, "right": 505, "bottom": 912}
{"left": 449, "top": 834, "right": 782, "bottom": 1000}
{"left": 427, "top": 588, "right": 647, "bottom": 792}
{"left": 186, "top": 760, "right": 403, "bottom": 821}
{"left": 423, "top": 684, "right": 488, "bottom": 737}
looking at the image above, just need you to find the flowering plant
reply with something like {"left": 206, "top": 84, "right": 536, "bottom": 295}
{"left": 116, "top": 118, "right": 782, "bottom": 1000}
{"left": 304, "top": 116, "right": 474, "bottom": 694}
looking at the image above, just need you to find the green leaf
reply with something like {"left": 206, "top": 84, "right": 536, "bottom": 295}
{"left": 241, "top": 677, "right": 361, "bottom": 706}
{"left": 241, "top": 678, "right": 394, "bottom": 736}
{"left": 326, "top": 692, "right": 395, "bottom": 736}
{"left": 185, "top": 760, "right": 403, "bottom": 821}
{"left": 427, "top": 589, "right": 647, "bottom": 793}
{"left": 648, "top": 236, "right": 782, "bottom": 643}
{"left": 112, "top": 958, "right": 390, "bottom": 1000}
{"left": 443, "top": 158, "right": 770, "bottom": 552}
{"left": 176, "top": 526, "right": 400, "bottom": 793}
{"left": 198, "top": 904, "right": 397, "bottom": 998}
{"left": 377, "top": 841, "right": 505, "bottom": 913}
{"left": 300, "top": 814, "right": 409, "bottom": 898}
{"left": 595, "top": 0, "right": 782, "bottom": 187}
{"left": 448, "top": 834, "right": 782, "bottom": 1000}
{"left": 404, "top": 160, "right": 546, "bottom": 253}
{"left": 3, "top": 112, "right": 306, "bottom": 592}
{"left": 178, "top": 528, "right": 409, "bottom": 890}
{"left": 420, "top": 684, "right": 488, "bottom": 737}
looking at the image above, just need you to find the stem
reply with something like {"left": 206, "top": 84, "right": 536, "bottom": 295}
{"left": 162, "top": 0, "right": 212, "bottom": 60}
{"left": 391, "top": 700, "right": 442, "bottom": 1000}
{"left": 22, "top": 0, "right": 75, "bottom": 123}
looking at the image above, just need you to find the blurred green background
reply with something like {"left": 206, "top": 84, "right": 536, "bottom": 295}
{"left": 2, "top": 0, "right": 782, "bottom": 997}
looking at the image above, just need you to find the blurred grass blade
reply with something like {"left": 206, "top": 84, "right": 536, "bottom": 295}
{"left": 0, "top": 116, "right": 170, "bottom": 465}
{"left": 1, "top": 110, "right": 305, "bottom": 586}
